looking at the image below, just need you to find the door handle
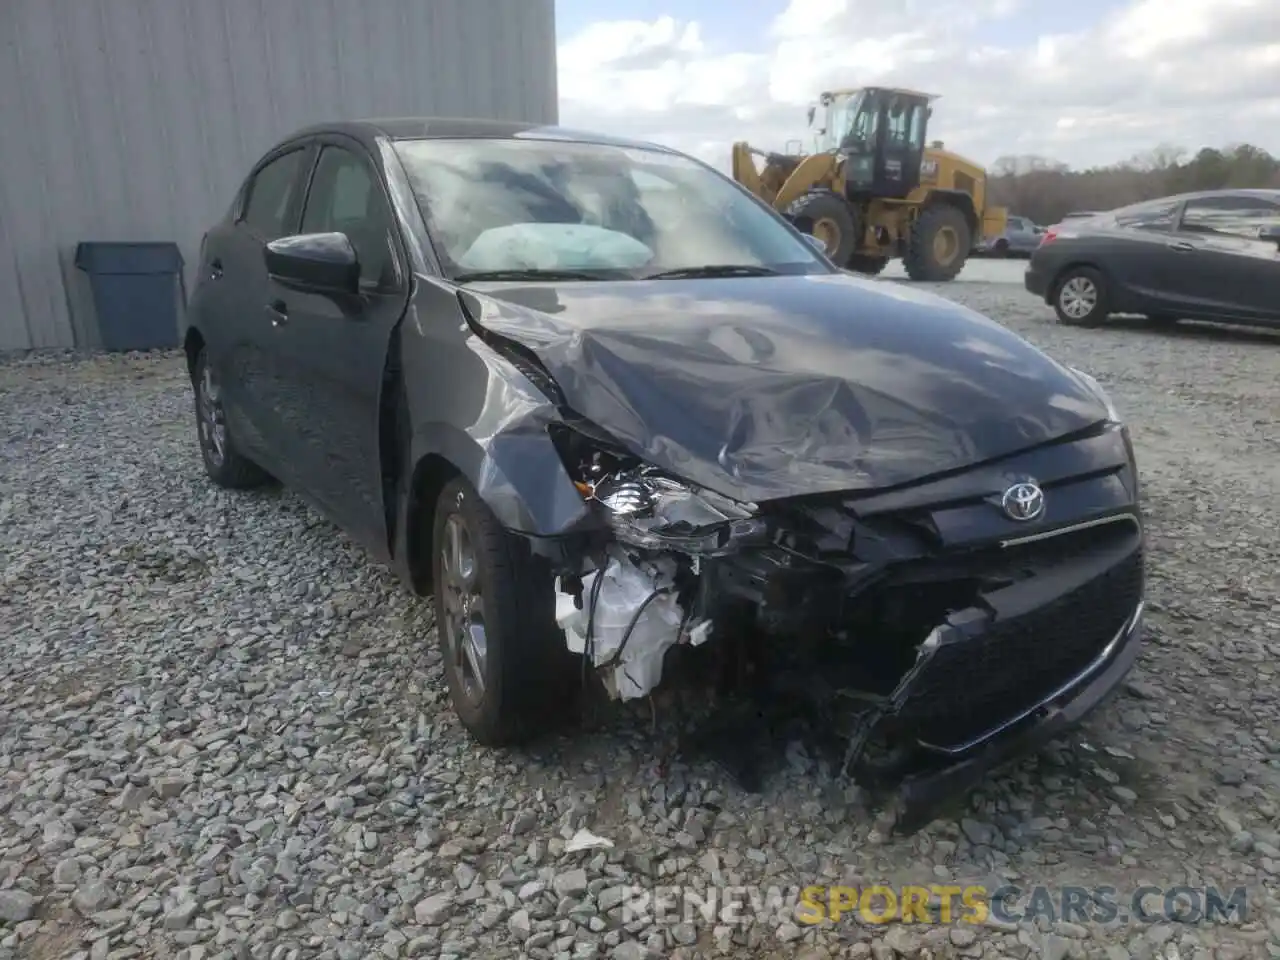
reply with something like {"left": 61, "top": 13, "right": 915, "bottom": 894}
{"left": 1166, "top": 241, "right": 1196, "bottom": 252}
{"left": 209, "top": 258, "right": 223, "bottom": 279}
{"left": 267, "top": 300, "right": 288, "bottom": 326}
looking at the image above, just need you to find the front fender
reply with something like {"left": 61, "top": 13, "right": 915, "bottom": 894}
{"left": 408, "top": 413, "right": 594, "bottom": 537}
{"left": 396, "top": 277, "right": 598, "bottom": 539}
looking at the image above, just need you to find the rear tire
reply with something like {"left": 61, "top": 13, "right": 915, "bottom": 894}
{"left": 431, "top": 476, "right": 577, "bottom": 746}
{"left": 993, "top": 239, "right": 1010, "bottom": 257}
{"left": 789, "top": 191, "right": 859, "bottom": 264}
{"left": 1053, "top": 267, "right": 1109, "bottom": 327}
{"left": 192, "top": 346, "right": 269, "bottom": 489}
{"left": 904, "top": 205, "right": 971, "bottom": 281}
{"left": 846, "top": 254, "right": 889, "bottom": 276}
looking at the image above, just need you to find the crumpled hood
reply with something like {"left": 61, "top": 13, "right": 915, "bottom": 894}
{"left": 458, "top": 272, "right": 1109, "bottom": 503}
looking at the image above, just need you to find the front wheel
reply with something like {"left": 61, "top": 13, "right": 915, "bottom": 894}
{"left": 789, "top": 192, "right": 859, "bottom": 264}
{"left": 1053, "top": 267, "right": 1109, "bottom": 326}
{"left": 431, "top": 476, "right": 576, "bottom": 746}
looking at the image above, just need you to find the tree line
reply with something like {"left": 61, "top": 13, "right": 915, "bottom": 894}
{"left": 986, "top": 143, "right": 1280, "bottom": 226}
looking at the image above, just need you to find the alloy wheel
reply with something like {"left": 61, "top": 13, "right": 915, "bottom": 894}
{"left": 198, "top": 364, "right": 228, "bottom": 467}
{"left": 440, "top": 513, "right": 488, "bottom": 705}
{"left": 1059, "top": 276, "right": 1098, "bottom": 320}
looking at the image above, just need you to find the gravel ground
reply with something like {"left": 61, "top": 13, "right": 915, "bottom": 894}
{"left": 2, "top": 285, "right": 1279, "bottom": 960}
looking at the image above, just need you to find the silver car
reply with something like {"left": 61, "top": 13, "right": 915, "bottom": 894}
{"left": 979, "top": 215, "right": 1044, "bottom": 257}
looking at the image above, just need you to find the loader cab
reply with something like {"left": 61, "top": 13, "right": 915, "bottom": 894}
{"left": 812, "top": 86, "right": 934, "bottom": 199}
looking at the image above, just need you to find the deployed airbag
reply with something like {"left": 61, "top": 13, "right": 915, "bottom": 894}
{"left": 458, "top": 223, "right": 654, "bottom": 272}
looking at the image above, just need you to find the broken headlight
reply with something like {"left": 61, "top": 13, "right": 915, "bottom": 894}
{"left": 590, "top": 468, "right": 769, "bottom": 556}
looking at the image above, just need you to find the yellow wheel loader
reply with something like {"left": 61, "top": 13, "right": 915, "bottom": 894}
{"left": 731, "top": 86, "right": 1008, "bottom": 281}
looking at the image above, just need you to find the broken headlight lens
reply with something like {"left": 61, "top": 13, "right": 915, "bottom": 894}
{"left": 1070, "top": 367, "right": 1122, "bottom": 423}
{"left": 590, "top": 468, "right": 769, "bottom": 556}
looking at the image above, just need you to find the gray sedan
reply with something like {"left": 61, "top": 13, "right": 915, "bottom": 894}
{"left": 1025, "top": 189, "right": 1280, "bottom": 328}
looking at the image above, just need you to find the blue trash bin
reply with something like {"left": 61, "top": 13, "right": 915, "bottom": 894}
{"left": 74, "top": 242, "right": 185, "bottom": 352}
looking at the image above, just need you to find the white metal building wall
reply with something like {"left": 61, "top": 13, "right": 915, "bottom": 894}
{"left": 0, "top": 0, "right": 558, "bottom": 351}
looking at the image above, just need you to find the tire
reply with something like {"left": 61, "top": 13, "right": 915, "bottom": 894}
{"left": 1052, "top": 266, "right": 1110, "bottom": 327}
{"left": 846, "top": 254, "right": 889, "bottom": 276}
{"left": 993, "top": 239, "right": 1010, "bottom": 257}
{"left": 431, "top": 476, "right": 577, "bottom": 746}
{"left": 789, "top": 191, "right": 859, "bottom": 264}
{"left": 192, "top": 346, "right": 269, "bottom": 489}
{"left": 903, "top": 204, "right": 971, "bottom": 281}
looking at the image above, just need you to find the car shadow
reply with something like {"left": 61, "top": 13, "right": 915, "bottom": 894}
{"left": 1106, "top": 314, "right": 1280, "bottom": 346}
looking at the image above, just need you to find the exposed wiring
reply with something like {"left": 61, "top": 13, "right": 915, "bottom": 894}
{"left": 581, "top": 563, "right": 606, "bottom": 690}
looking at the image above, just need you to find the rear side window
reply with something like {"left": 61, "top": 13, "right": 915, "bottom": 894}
{"left": 1179, "top": 195, "right": 1280, "bottom": 239}
{"left": 242, "top": 149, "right": 306, "bottom": 238}
{"left": 1113, "top": 199, "right": 1179, "bottom": 232}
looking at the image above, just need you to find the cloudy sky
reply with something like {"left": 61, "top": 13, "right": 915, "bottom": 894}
{"left": 554, "top": 0, "right": 1280, "bottom": 172}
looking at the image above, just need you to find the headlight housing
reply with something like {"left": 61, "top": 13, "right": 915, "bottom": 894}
{"left": 590, "top": 467, "right": 769, "bottom": 556}
{"left": 1070, "top": 367, "right": 1140, "bottom": 501}
{"left": 1070, "top": 366, "right": 1122, "bottom": 423}
{"left": 551, "top": 421, "right": 770, "bottom": 556}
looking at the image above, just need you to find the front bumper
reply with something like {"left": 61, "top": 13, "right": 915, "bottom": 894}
{"left": 894, "top": 598, "right": 1144, "bottom": 832}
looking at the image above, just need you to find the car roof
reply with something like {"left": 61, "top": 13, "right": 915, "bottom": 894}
{"left": 281, "top": 117, "right": 679, "bottom": 154}
{"left": 1128, "top": 188, "right": 1280, "bottom": 206}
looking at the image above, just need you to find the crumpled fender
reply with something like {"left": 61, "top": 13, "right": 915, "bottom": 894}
{"left": 395, "top": 280, "right": 599, "bottom": 539}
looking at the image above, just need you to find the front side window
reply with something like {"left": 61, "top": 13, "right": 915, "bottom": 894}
{"left": 1179, "top": 195, "right": 1280, "bottom": 239}
{"left": 393, "top": 138, "right": 831, "bottom": 280}
{"left": 242, "top": 149, "right": 306, "bottom": 239}
{"left": 300, "top": 146, "right": 398, "bottom": 287}
{"left": 816, "top": 91, "right": 869, "bottom": 154}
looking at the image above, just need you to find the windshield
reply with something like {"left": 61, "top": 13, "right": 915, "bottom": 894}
{"left": 816, "top": 91, "right": 877, "bottom": 154}
{"left": 393, "top": 138, "right": 831, "bottom": 280}
{"left": 816, "top": 92, "right": 860, "bottom": 153}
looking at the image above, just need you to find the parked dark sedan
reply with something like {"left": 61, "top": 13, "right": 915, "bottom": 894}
{"left": 183, "top": 118, "right": 1145, "bottom": 828}
{"left": 1026, "top": 189, "right": 1280, "bottom": 328}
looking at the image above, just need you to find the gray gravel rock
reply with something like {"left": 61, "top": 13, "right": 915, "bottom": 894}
{"left": 415, "top": 892, "right": 455, "bottom": 926}
{"left": 2, "top": 293, "right": 1278, "bottom": 957}
{"left": 0, "top": 891, "right": 36, "bottom": 925}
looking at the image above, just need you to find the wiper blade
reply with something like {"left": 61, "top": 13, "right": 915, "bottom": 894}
{"left": 642, "top": 264, "right": 780, "bottom": 279}
{"left": 452, "top": 269, "right": 609, "bottom": 282}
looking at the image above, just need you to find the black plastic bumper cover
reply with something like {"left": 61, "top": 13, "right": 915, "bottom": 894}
{"left": 1024, "top": 265, "right": 1050, "bottom": 300}
{"left": 894, "top": 604, "right": 1143, "bottom": 833}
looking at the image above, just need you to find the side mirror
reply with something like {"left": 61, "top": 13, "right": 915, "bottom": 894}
{"left": 1258, "top": 224, "right": 1280, "bottom": 247}
{"left": 265, "top": 232, "right": 360, "bottom": 294}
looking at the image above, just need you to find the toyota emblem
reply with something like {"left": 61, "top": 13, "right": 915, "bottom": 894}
{"left": 1001, "top": 481, "right": 1045, "bottom": 522}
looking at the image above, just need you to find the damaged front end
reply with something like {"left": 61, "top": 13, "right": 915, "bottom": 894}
{"left": 546, "top": 419, "right": 1145, "bottom": 830}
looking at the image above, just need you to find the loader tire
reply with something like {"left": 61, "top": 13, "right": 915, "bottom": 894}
{"left": 846, "top": 254, "right": 889, "bottom": 276}
{"left": 904, "top": 204, "right": 971, "bottom": 281}
{"left": 789, "top": 192, "right": 858, "bottom": 264}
